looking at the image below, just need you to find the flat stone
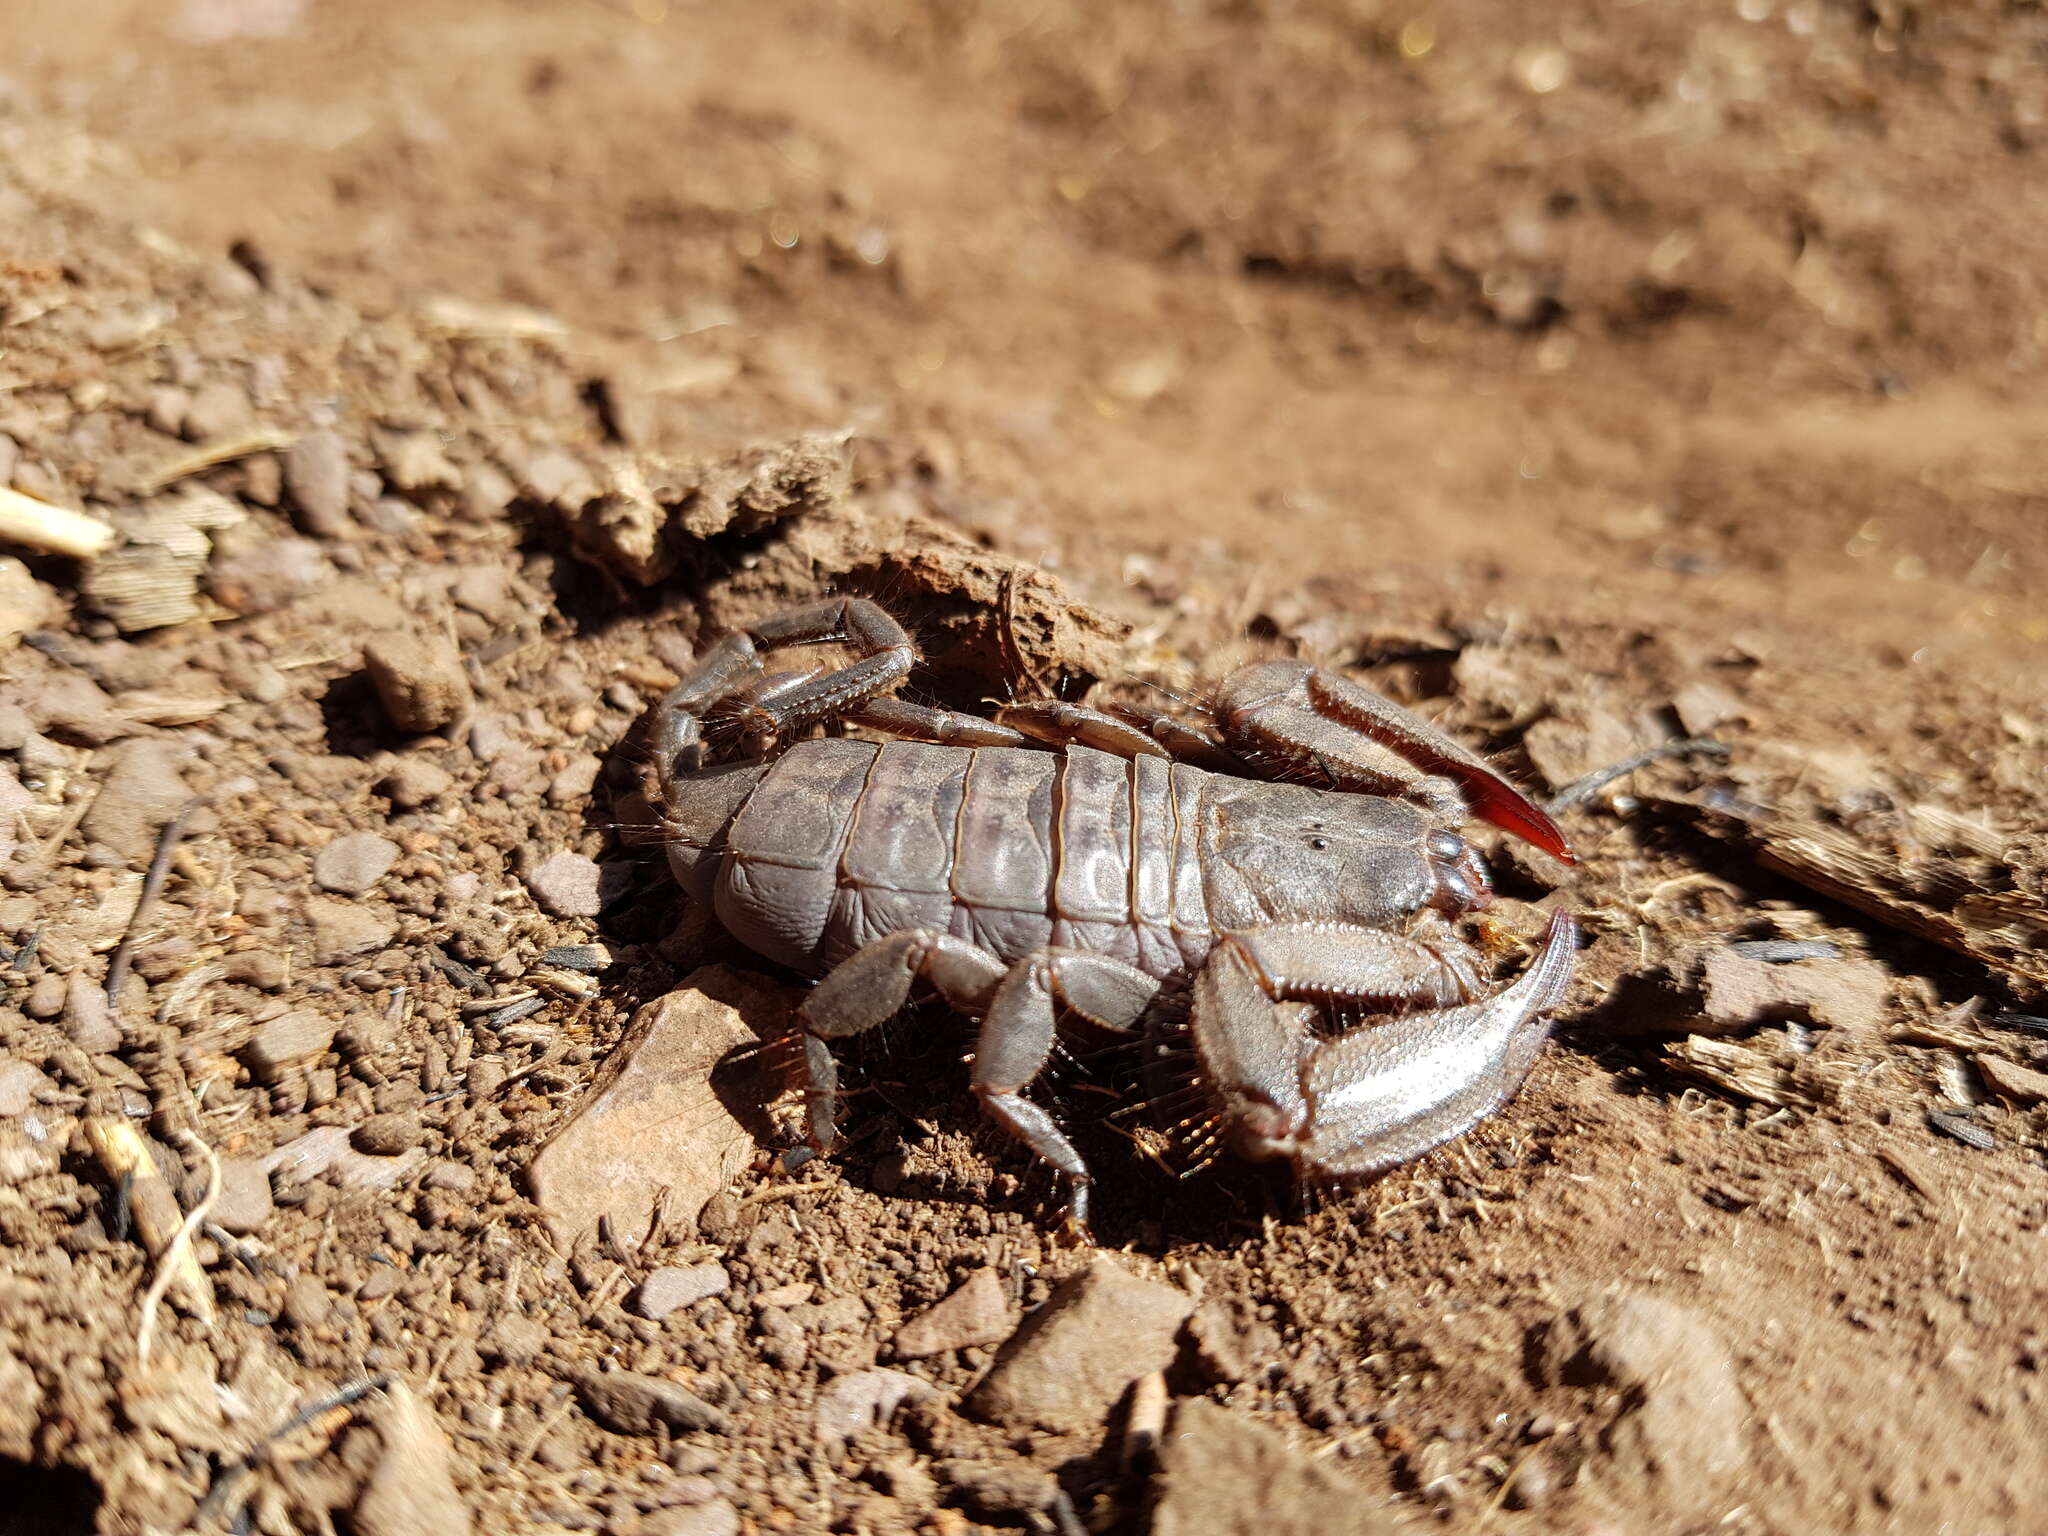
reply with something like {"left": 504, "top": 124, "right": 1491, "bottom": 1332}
{"left": 892, "top": 1267, "right": 1016, "bottom": 1359}
{"left": 525, "top": 851, "right": 603, "bottom": 918}
{"left": 314, "top": 832, "right": 400, "bottom": 895}
{"left": 304, "top": 896, "right": 396, "bottom": 963}
{"left": 208, "top": 1157, "right": 274, "bottom": 1235}
{"left": 526, "top": 966, "right": 790, "bottom": 1249}
{"left": 812, "top": 1369, "right": 930, "bottom": 1456}
{"left": 965, "top": 1258, "right": 1195, "bottom": 1433}
{"left": 350, "top": 1383, "right": 473, "bottom": 1536}
{"left": 1154, "top": 1399, "right": 1397, "bottom": 1536}
{"left": 633, "top": 1264, "right": 731, "bottom": 1320}
{"left": 1975, "top": 1052, "right": 2048, "bottom": 1103}
{"left": 572, "top": 1368, "right": 728, "bottom": 1435}
{"left": 241, "top": 1010, "right": 335, "bottom": 1081}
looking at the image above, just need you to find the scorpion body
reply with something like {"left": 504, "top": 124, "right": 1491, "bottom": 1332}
{"left": 651, "top": 596, "right": 1578, "bottom": 1230}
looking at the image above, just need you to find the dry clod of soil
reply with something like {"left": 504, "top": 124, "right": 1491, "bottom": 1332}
{"left": 812, "top": 1368, "right": 931, "bottom": 1456}
{"left": 891, "top": 1267, "right": 1016, "bottom": 1359}
{"left": 0, "top": 558, "right": 62, "bottom": 646}
{"left": 378, "top": 755, "right": 454, "bottom": 808}
{"left": 632, "top": 1264, "right": 731, "bottom": 1320}
{"left": 1696, "top": 947, "right": 1888, "bottom": 1036}
{"left": 304, "top": 894, "right": 397, "bottom": 962}
{"left": 0, "top": 702, "right": 31, "bottom": 750}
{"left": 362, "top": 630, "right": 471, "bottom": 733}
{"left": 283, "top": 430, "right": 355, "bottom": 538}
{"left": 936, "top": 1456, "right": 1059, "bottom": 1522}
{"left": 480, "top": 1313, "right": 548, "bottom": 1368}
{"left": 241, "top": 1009, "right": 335, "bottom": 1081}
{"left": 965, "top": 1258, "right": 1195, "bottom": 1433}
{"left": 207, "top": 531, "right": 331, "bottom": 614}
{"left": 314, "top": 830, "right": 401, "bottom": 894}
{"left": 1537, "top": 1291, "right": 1751, "bottom": 1523}
{"left": 0, "top": 1059, "right": 49, "bottom": 1116}
{"left": 525, "top": 851, "right": 603, "bottom": 918}
{"left": 527, "top": 966, "right": 789, "bottom": 1248}
{"left": 352, "top": 1111, "right": 423, "bottom": 1155}
{"left": 207, "top": 1156, "right": 274, "bottom": 1234}
{"left": 81, "top": 736, "right": 192, "bottom": 862}
{"left": 349, "top": 1383, "right": 474, "bottom": 1536}
{"left": 1185, "top": 1295, "right": 1280, "bottom": 1385}
{"left": 642, "top": 1501, "right": 741, "bottom": 1536}
{"left": 0, "top": 1347, "right": 39, "bottom": 1461}
{"left": 22, "top": 670, "right": 131, "bottom": 745}
{"left": 572, "top": 1367, "right": 728, "bottom": 1436}
{"left": 1153, "top": 1398, "right": 1389, "bottom": 1536}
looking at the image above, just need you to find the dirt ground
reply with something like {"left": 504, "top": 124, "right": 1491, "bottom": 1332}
{"left": 4, "top": 2, "right": 2048, "bottom": 1532}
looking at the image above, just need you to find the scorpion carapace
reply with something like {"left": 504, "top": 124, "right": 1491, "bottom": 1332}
{"left": 647, "top": 596, "right": 1577, "bottom": 1232}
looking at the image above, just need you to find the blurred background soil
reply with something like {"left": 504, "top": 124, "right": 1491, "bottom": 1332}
{"left": 2, "top": 2, "right": 2046, "bottom": 1533}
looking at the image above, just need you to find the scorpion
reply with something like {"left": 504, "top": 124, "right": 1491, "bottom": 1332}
{"left": 648, "top": 595, "right": 1578, "bottom": 1232}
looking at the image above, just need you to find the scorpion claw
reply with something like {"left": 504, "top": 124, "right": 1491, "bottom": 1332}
{"left": 1294, "top": 911, "right": 1578, "bottom": 1178}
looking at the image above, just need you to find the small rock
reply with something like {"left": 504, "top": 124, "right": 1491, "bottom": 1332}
{"left": 242, "top": 1010, "right": 335, "bottom": 1081}
{"left": 633, "top": 1264, "right": 731, "bottom": 1320}
{"left": 1154, "top": 1398, "right": 1392, "bottom": 1536}
{"left": 0, "top": 702, "right": 31, "bottom": 751}
{"left": 526, "top": 966, "right": 790, "bottom": 1248}
{"left": 0, "top": 1347, "right": 38, "bottom": 1461}
{"left": 378, "top": 757, "right": 454, "bottom": 809}
{"left": 21, "top": 671, "right": 129, "bottom": 746}
{"left": 21, "top": 971, "right": 62, "bottom": 1019}
{"left": 525, "top": 852, "right": 603, "bottom": 918}
{"left": 642, "top": 1500, "right": 740, "bottom": 1536}
{"left": 350, "top": 1383, "right": 474, "bottom": 1536}
{"left": 937, "top": 1458, "right": 1058, "bottom": 1522}
{"left": 892, "top": 1268, "right": 1015, "bottom": 1359}
{"left": 352, "top": 1112, "right": 423, "bottom": 1156}
{"left": 0, "top": 559, "right": 61, "bottom": 649}
{"left": 363, "top": 631, "right": 471, "bottom": 733}
{"left": 0, "top": 1059, "right": 49, "bottom": 1117}
{"left": 281, "top": 1274, "right": 332, "bottom": 1329}
{"left": 207, "top": 534, "right": 332, "bottom": 615}
{"left": 481, "top": 1313, "right": 548, "bottom": 1367}
{"left": 1974, "top": 1052, "right": 2048, "bottom": 1103}
{"left": 811, "top": 1369, "right": 930, "bottom": 1455}
{"left": 284, "top": 431, "right": 355, "bottom": 538}
{"left": 966, "top": 1258, "right": 1195, "bottom": 1433}
{"left": 222, "top": 950, "right": 288, "bottom": 990}
{"left": 314, "top": 832, "right": 400, "bottom": 895}
{"left": 180, "top": 380, "right": 252, "bottom": 442}
{"left": 209, "top": 1157, "right": 274, "bottom": 1234}
{"left": 547, "top": 753, "right": 603, "bottom": 808}
{"left": 1537, "top": 1291, "right": 1749, "bottom": 1523}
{"left": 80, "top": 737, "right": 191, "bottom": 862}
{"left": 1672, "top": 680, "right": 1747, "bottom": 736}
{"left": 572, "top": 1368, "right": 728, "bottom": 1435}
{"left": 304, "top": 896, "right": 396, "bottom": 963}
{"left": 61, "top": 972, "right": 122, "bottom": 1052}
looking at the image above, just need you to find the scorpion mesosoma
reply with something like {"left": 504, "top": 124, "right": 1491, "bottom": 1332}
{"left": 649, "top": 596, "right": 1578, "bottom": 1231}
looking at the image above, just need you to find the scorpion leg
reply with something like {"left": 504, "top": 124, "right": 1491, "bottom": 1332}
{"left": 849, "top": 697, "right": 1033, "bottom": 748}
{"left": 973, "top": 949, "right": 1163, "bottom": 1235}
{"left": 796, "top": 929, "right": 1007, "bottom": 1150}
{"left": 995, "top": 700, "right": 1172, "bottom": 760}
{"left": 733, "top": 597, "right": 921, "bottom": 738}
{"left": 1213, "top": 659, "right": 1574, "bottom": 862}
{"left": 1191, "top": 912, "right": 1577, "bottom": 1176}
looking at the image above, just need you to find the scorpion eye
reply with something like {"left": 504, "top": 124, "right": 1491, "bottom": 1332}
{"left": 1307, "top": 837, "right": 1329, "bottom": 852}
{"left": 1427, "top": 829, "right": 1465, "bottom": 860}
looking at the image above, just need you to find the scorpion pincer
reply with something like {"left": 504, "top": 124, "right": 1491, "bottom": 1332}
{"left": 648, "top": 596, "right": 1578, "bottom": 1232}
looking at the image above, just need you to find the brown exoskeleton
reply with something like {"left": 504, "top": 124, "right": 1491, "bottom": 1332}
{"left": 648, "top": 596, "right": 1577, "bottom": 1231}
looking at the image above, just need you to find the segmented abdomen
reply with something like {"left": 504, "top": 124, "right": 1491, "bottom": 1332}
{"left": 714, "top": 740, "right": 1214, "bottom": 977}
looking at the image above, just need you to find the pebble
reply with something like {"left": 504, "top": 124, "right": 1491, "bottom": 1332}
{"left": 180, "top": 380, "right": 252, "bottom": 442}
{"left": 0, "top": 702, "right": 30, "bottom": 751}
{"left": 892, "top": 1268, "right": 1016, "bottom": 1359}
{"left": 1537, "top": 1291, "right": 1748, "bottom": 1521}
{"left": 208, "top": 1157, "right": 274, "bottom": 1234}
{"left": 352, "top": 1112, "right": 423, "bottom": 1155}
{"left": 547, "top": 754, "right": 602, "bottom": 807}
{"left": 642, "top": 1501, "right": 740, "bottom": 1536}
{"left": 1152, "top": 1398, "right": 1371, "bottom": 1536}
{"left": 480, "top": 1313, "right": 548, "bottom": 1367}
{"left": 80, "top": 737, "right": 192, "bottom": 863}
{"left": 314, "top": 832, "right": 401, "bottom": 895}
{"left": 349, "top": 1383, "right": 474, "bottom": 1536}
{"left": 207, "top": 535, "right": 332, "bottom": 615}
{"left": 265, "top": 1125, "right": 425, "bottom": 1190}
{"left": 966, "top": 1258, "right": 1195, "bottom": 1433}
{"left": 61, "top": 972, "right": 122, "bottom": 1053}
{"left": 222, "top": 950, "right": 288, "bottom": 990}
{"left": 572, "top": 1368, "right": 728, "bottom": 1435}
{"left": 241, "top": 1009, "right": 336, "bottom": 1081}
{"left": 304, "top": 896, "right": 397, "bottom": 963}
{"left": 0, "top": 1059, "right": 49, "bottom": 1117}
{"left": 363, "top": 631, "right": 472, "bottom": 733}
{"left": 22, "top": 971, "right": 63, "bottom": 1020}
{"left": 378, "top": 757, "right": 454, "bottom": 809}
{"left": 525, "top": 852, "right": 603, "bottom": 918}
{"left": 811, "top": 1369, "right": 930, "bottom": 1456}
{"left": 284, "top": 431, "right": 355, "bottom": 538}
{"left": 281, "top": 1273, "right": 333, "bottom": 1329}
{"left": 936, "top": 1458, "right": 1057, "bottom": 1523}
{"left": 632, "top": 1264, "right": 731, "bottom": 1320}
